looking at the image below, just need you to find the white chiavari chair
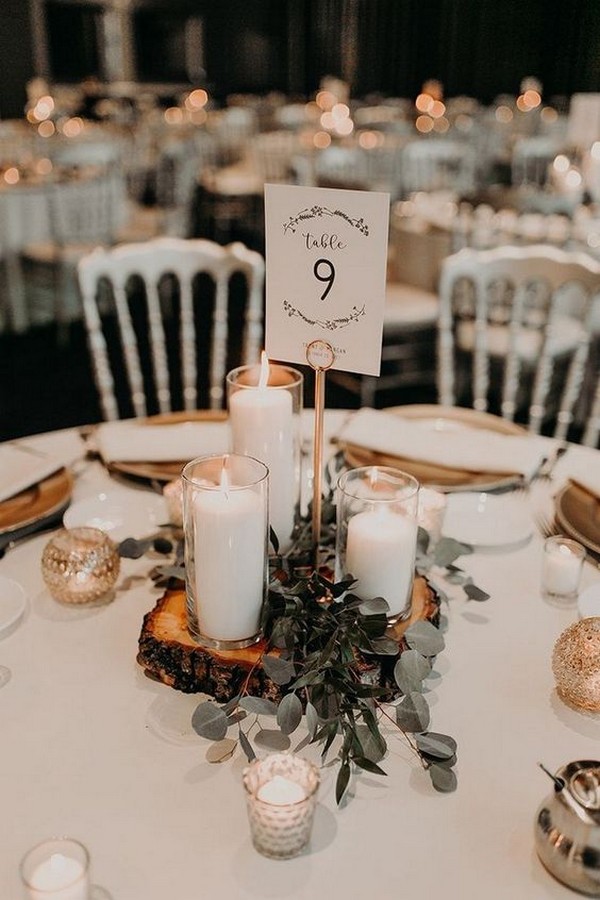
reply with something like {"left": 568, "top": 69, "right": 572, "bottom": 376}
{"left": 438, "top": 244, "right": 600, "bottom": 442}
{"left": 77, "top": 237, "right": 264, "bottom": 420}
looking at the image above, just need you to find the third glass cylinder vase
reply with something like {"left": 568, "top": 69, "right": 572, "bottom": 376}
{"left": 226, "top": 357, "right": 303, "bottom": 554}
{"left": 336, "top": 466, "right": 420, "bottom": 622}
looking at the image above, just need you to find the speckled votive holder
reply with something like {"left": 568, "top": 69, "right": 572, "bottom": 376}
{"left": 41, "top": 527, "right": 120, "bottom": 605}
{"left": 242, "top": 753, "right": 320, "bottom": 859}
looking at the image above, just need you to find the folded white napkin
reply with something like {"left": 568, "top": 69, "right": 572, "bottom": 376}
{"left": 0, "top": 444, "right": 63, "bottom": 503}
{"left": 338, "top": 408, "right": 552, "bottom": 479}
{"left": 96, "top": 420, "right": 230, "bottom": 463}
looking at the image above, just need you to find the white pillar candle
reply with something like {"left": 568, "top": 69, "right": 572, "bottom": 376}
{"left": 542, "top": 538, "right": 585, "bottom": 598}
{"left": 27, "top": 853, "right": 88, "bottom": 900}
{"left": 194, "top": 472, "right": 266, "bottom": 641}
{"left": 229, "top": 361, "right": 296, "bottom": 552}
{"left": 346, "top": 507, "right": 417, "bottom": 618}
{"left": 257, "top": 775, "right": 307, "bottom": 805}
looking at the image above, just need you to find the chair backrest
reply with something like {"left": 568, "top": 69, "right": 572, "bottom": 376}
{"left": 77, "top": 237, "right": 264, "bottom": 420}
{"left": 402, "top": 138, "right": 477, "bottom": 196}
{"left": 48, "top": 167, "right": 125, "bottom": 246}
{"left": 438, "top": 244, "right": 600, "bottom": 444}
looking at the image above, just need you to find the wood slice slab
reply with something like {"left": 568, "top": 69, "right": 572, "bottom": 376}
{"left": 137, "top": 576, "right": 439, "bottom": 701}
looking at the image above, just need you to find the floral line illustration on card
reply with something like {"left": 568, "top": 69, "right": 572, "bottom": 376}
{"left": 282, "top": 300, "right": 366, "bottom": 332}
{"left": 283, "top": 205, "right": 370, "bottom": 237}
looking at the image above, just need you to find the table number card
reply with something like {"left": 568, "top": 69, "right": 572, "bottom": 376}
{"left": 264, "top": 184, "right": 390, "bottom": 376}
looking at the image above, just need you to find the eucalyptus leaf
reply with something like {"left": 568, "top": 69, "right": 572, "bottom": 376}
{"left": 353, "top": 755, "right": 387, "bottom": 776}
{"left": 404, "top": 620, "right": 445, "bottom": 657}
{"left": 262, "top": 654, "right": 295, "bottom": 685}
{"left": 368, "top": 637, "right": 401, "bottom": 656}
{"left": 239, "top": 696, "right": 279, "bottom": 716}
{"left": 464, "top": 583, "right": 491, "bottom": 602}
{"left": 429, "top": 764, "right": 458, "bottom": 793}
{"left": 222, "top": 694, "right": 241, "bottom": 716}
{"left": 358, "top": 597, "right": 390, "bottom": 616}
{"left": 254, "top": 729, "right": 291, "bottom": 751}
{"left": 191, "top": 701, "right": 228, "bottom": 741}
{"left": 336, "top": 760, "right": 351, "bottom": 804}
{"left": 305, "top": 701, "right": 319, "bottom": 740}
{"left": 394, "top": 649, "right": 431, "bottom": 693}
{"left": 277, "top": 693, "right": 303, "bottom": 735}
{"left": 433, "top": 537, "right": 473, "bottom": 567}
{"left": 417, "top": 526, "right": 430, "bottom": 554}
{"left": 238, "top": 728, "right": 256, "bottom": 762}
{"left": 356, "top": 724, "right": 386, "bottom": 763}
{"left": 206, "top": 738, "right": 237, "bottom": 763}
{"left": 395, "top": 692, "right": 431, "bottom": 733}
{"left": 416, "top": 732, "right": 457, "bottom": 760}
{"left": 226, "top": 710, "right": 247, "bottom": 726}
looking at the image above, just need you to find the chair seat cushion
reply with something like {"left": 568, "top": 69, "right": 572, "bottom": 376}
{"left": 384, "top": 282, "right": 440, "bottom": 329}
{"left": 456, "top": 316, "right": 584, "bottom": 362}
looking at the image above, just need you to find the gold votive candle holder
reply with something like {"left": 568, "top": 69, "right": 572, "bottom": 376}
{"left": 243, "top": 753, "right": 320, "bottom": 859}
{"left": 41, "top": 526, "right": 120, "bottom": 605}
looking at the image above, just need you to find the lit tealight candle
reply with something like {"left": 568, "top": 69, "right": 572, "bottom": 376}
{"left": 542, "top": 536, "right": 586, "bottom": 601}
{"left": 257, "top": 774, "right": 307, "bottom": 805}
{"left": 21, "top": 843, "right": 90, "bottom": 900}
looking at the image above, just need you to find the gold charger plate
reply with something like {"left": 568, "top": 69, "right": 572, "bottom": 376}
{"left": 555, "top": 481, "right": 600, "bottom": 557}
{"left": 106, "top": 410, "right": 229, "bottom": 485}
{"left": 341, "top": 404, "right": 527, "bottom": 493}
{"left": 0, "top": 467, "right": 73, "bottom": 535}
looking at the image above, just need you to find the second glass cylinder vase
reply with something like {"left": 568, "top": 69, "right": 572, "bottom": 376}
{"left": 336, "top": 466, "right": 420, "bottom": 622}
{"left": 227, "top": 359, "right": 303, "bottom": 554}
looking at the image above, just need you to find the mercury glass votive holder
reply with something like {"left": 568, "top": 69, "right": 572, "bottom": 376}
{"left": 243, "top": 753, "right": 320, "bottom": 859}
{"left": 20, "top": 837, "right": 90, "bottom": 899}
{"left": 182, "top": 453, "right": 269, "bottom": 650}
{"left": 336, "top": 466, "right": 420, "bottom": 622}
{"left": 541, "top": 535, "right": 586, "bottom": 603}
{"left": 552, "top": 617, "right": 600, "bottom": 711}
{"left": 41, "top": 527, "right": 120, "bottom": 605}
{"left": 226, "top": 362, "right": 303, "bottom": 554}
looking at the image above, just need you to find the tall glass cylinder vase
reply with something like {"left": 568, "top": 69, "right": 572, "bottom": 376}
{"left": 182, "top": 454, "right": 269, "bottom": 649}
{"left": 336, "top": 466, "right": 420, "bottom": 622}
{"left": 226, "top": 360, "right": 303, "bottom": 554}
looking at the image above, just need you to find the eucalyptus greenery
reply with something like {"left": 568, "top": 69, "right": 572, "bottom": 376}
{"left": 129, "top": 454, "right": 490, "bottom": 803}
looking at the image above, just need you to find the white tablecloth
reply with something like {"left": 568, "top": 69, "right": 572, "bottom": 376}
{"left": 1, "top": 413, "right": 599, "bottom": 899}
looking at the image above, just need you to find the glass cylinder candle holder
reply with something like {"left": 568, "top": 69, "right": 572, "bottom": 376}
{"left": 20, "top": 837, "right": 90, "bottom": 899}
{"left": 242, "top": 753, "right": 320, "bottom": 859}
{"left": 182, "top": 453, "right": 269, "bottom": 649}
{"left": 226, "top": 358, "right": 303, "bottom": 554}
{"left": 41, "top": 527, "right": 120, "bottom": 605}
{"left": 542, "top": 535, "right": 586, "bottom": 603}
{"left": 336, "top": 466, "right": 420, "bottom": 622}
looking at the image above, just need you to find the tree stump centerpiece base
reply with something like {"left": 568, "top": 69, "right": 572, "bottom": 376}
{"left": 137, "top": 576, "right": 439, "bottom": 702}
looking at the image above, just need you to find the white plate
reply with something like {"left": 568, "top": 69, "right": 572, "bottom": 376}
{"left": 577, "top": 583, "right": 600, "bottom": 619}
{"left": 0, "top": 575, "right": 27, "bottom": 639}
{"left": 442, "top": 492, "right": 533, "bottom": 549}
{"left": 64, "top": 491, "right": 169, "bottom": 541}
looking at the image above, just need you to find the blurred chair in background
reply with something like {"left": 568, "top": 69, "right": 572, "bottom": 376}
{"left": 437, "top": 244, "right": 600, "bottom": 443}
{"left": 77, "top": 237, "right": 264, "bottom": 420}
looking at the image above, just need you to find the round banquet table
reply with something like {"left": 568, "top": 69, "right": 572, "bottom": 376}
{"left": 1, "top": 411, "right": 599, "bottom": 900}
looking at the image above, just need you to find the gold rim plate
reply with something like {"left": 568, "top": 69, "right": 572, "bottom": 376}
{"left": 106, "top": 410, "right": 228, "bottom": 485}
{"left": 341, "top": 404, "right": 527, "bottom": 493}
{"left": 555, "top": 481, "right": 600, "bottom": 557}
{"left": 0, "top": 467, "right": 73, "bottom": 535}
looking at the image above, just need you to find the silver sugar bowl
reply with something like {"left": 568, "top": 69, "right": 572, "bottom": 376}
{"left": 535, "top": 760, "right": 600, "bottom": 895}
